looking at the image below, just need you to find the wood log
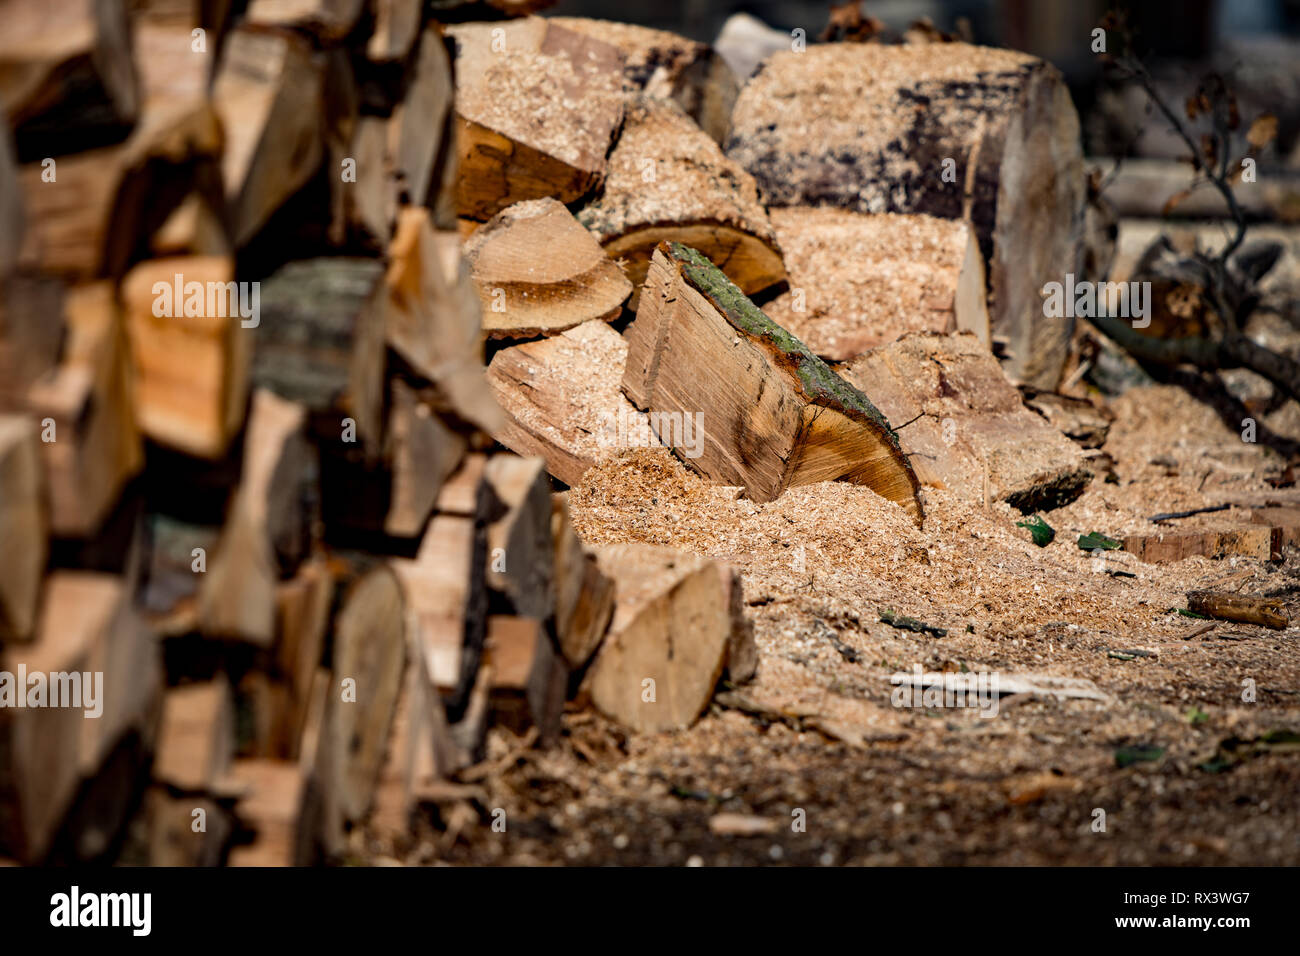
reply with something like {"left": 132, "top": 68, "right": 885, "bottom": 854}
{"left": 1187, "top": 590, "right": 1288, "bottom": 630}
{"left": 587, "top": 543, "right": 734, "bottom": 733}
{"left": 17, "top": 94, "right": 221, "bottom": 279}
{"left": 464, "top": 197, "right": 632, "bottom": 338}
{"left": 252, "top": 257, "right": 387, "bottom": 457}
{"left": 1122, "top": 524, "right": 1273, "bottom": 564}
{"left": 0, "top": 416, "right": 46, "bottom": 642}
{"left": 227, "top": 758, "right": 311, "bottom": 865}
{"left": 197, "top": 389, "right": 313, "bottom": 645}
{"left": 390, "top": 26, "right": 453, "bottom": 212}
{"left": 839, "top": 331, "right": 1091, "bottom": 512}
{"left": 120, "top": 256, "right": 252, "bottom": 459}
{"left": 483, "top": 616, "right": 566, "bottom": 742}
{"left": 550, "top": 17, "right": 738, "bottom": 145}
{"left": 487, "top": 319, "right": 655, "bottom": 486}
{"left": 366, "top": 0, "right": 421, "bottom": 63}
{"left": 0, "top": 572, "right": 149, "bottom": 861}
{"left": 296, "top": 666, "right": 342, "bottom": 859}
{"left": 0, "top": 276, "right": 65, "bottom": 411}
{"left": 551, "top": 494, "right": 614, "bottom": 668}
{"left": 213, "top": 25, "right": 325, "bottom": 247}
{"left": 623, "top": 242, "right": 923, "bottom": 520}
{"left": 146, "top": 790, "right": 229, "bottom": 866}
{"left": 330, "top": 565, "right": 406, "bottom": 821}
{"left": 0, "top": 0, "right": 139, "bottom": 159}
{"left": 763, "top": 208, "right": 990, "bottom": 362}
{"left": 484, "top": 454, "right": 553, "bottom": 619}
{"left": 26, "top": 282, "right": 143, "bottom": 538}
{"left": 726, "top": 43, "right": 1086, "bottom": 388}
{"left": 391, "top": 514, "right": 487, "bottom": 714}
{"left": 0, "top": 128, "right": 21, "bottom": 276}
{"left": 1251, "top": 506, "right": 1300, "bottom": 560}
{"left": 272, "top": 561, "right": 333, "bottom": 760}
{"left": 384, "top": 379, "right": 466, "bottom": 538}
{"left": 332, "top": 115, "right": 391, "bottom": 250}
{"left": 434, "top": 451, "right": 490, "bottom": 518}
{"left": 577, "top": 98, "right": 784, "bottom": 308}
{"left": 448, "top": 17, "right": 624, "bottom": 220}
{"left": 154, "top": 680, "right": 234, "bottom": 792}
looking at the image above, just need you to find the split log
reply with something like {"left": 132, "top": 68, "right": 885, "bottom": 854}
{"left": 435, "top": 451, "right": 490, "bottom": 518}
{"left": 0, "top": 0, "right": 139, "bottom": 158}
{"left": 587, "top": 544, "right": 735, "bottom": 733}
{"left": 551, "top": 494, "right": 614, "bottom": 668}
{"left": 252, "top": 257, "right": 388, "bottom": 456}
{"left": 1187, "top": 590, "right": 1288, "bottom": 630}
{"left": 273, "top": 561, "right": 333, "bottom": 759}
{"left": 726, "top": 43, "right": 1086, "bottom": 388}
{"left": 213, "top": 25, "right": 325, "bottom": 246}
{"left": 623, "top": 242, "right": 923, "bottom": 519}
{"left": 331, "top": 115, "right": 390, "bottom": 249}
{"left": 1122, "top": 525, "right": 1273, "bottom": 564}
{"left": 384, "top": 379, "right": 466, "bottom": 538}
{"left": 197, "top": 389, "right": 313, "bottom": 645}
{"left": 448, "top": 17, "right": 624, "bottom": 220}
{"left": 487, "top": 319, "right": 655, "bottom": 486}
{"left": 577, "top": 98, "right": 784, "bottom": 307}
{"left": 330, "top": 565, "right": 406, "bottom": 822}
{"left": 0, "top": 276, "right": 65, "bottom": 411}
{"left": 154, "top": 680, "right": 234, "bottom": 792}
{"left": 244, "top": 0, "right": 365, "bottom": 41}
{"left": 763, "top": 208, "right": 990, "bottom": 362}
{"left": 551, "top": 17, "right": 738, "bottom": 144}
{"left": 26, "top": 282, "right": 143, "bottom": 538}
{"left": 391, "top": 514, "right": 488, "bottom": 714}
{"left": 483, "top": 616, "right": 566, "bottom": 742}
{"left": 389, "top": 26, "right": 454, "bottom": 212}
{"left": 839, "top": 331, "right": 1091, "bottom": 512}
{"left": 366, "top": 0, "right": 421, "bottom": 62}
{"left": 0, "top": 416, "right": 45, "bottom": 642}
{"left": 484, "top": 455, "right": 553, "bottom": 619}
{"left": 464, "top": 197, "right": 632, "bottom": 337}
{"left": 227, "top": 758, "right": 312, "bottom": 865}
{"left": 17, "top": 95, "right": 221, "bottom": 279}
{"left": 120, "top": 256, "right": 252, "bottom": 459}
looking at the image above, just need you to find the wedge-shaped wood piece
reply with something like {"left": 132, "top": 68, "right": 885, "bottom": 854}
{"left": 154, "top": 680, "right": 234, "bottom": 792}
{"left": 390, "top": 26, "right": 454, "bottom": 212}
{"left": 198, "top": 389, "right": 313, "bottom": 645}
{"left": 483, "top": 616, "right": 566, "bottom": 743}
{"left": 252, "top": 257, "right": 387, "bottom": 457}
{"left": 0, "top": 0, "right": 139, "bottom": 157}
{"left": 551, "top": 494, "right": 614, "bottom": 668}
{"left": 391, "top": 515, "right": 487, "bottom": 715}
{"left": 384, "top": 379, "right": 466, "bottom": 538}
{"left": 214, "top": 26, "right": 325, "bottom": 246}
{"left": 449, "top": 17, "right": 624, "bottom": 220}
{"left": 121, "top": 256, "right": 251, "bottom": 459}
{"left": 625, "top": 243, "right": 922, "bottom": 520}
{"left": 274, "top": 562, "right": 333, "bottom": 759}
{"left": 26, "top": 282, "right": 143, "bottom": 537}
{"left": 587, "top": 544, "right": 733, "bottom": 733}
{"left": 465, "top": 198, "right": 631, "bottom": 338}
{"left": 578, "top": 99, "right": 783, "bottom": 307}
{"left": 484, "top": 455, "right": 553, "bottom": 619}
{"left": 1122, "top": 524, "right": 1273, "bottom": 564}
{"left": 550, "top": 17, "right": 738, "bottom": 144}
{"left": 487, "top": 320, "right": 655, "bottom": 486}
{"left": 764, "top": 208, "right": 990, "bottom": 362}
{"left": 727, "top": 43, "right": 1085, "bottom": 388}
{"left": 0, "top": 416, "right": 45, "bottom": 642}
{"left": 330, "top": 566, "right": 406, "bottom": 822}
{"left": 839, "top": 332, "right": 1090, "bottom": 513}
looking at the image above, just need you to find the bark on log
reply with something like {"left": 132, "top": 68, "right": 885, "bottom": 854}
{"left": 624, "top": 242, "right": 923, "bottom": 520}
{"left": 726, "top": 43, "right": 1085, "bottom": 388}
{"left": 577, "top": 98, "right": 784, "bottom": 308}
{"left": 839, "top": 331, "right": 1091, "bottom": 512}
{"left": 1187, "top": 589, "right": 1288, "bottom": 630}
{"left": 464, "top": 197, "right": 632, "bottom": 337}
{"left": 550, "top": 17, "right": 738, "bottom": 144}
{"left": 763, "top": 208, "right": 990, "bottom": 362}
{"left": 448, "top": 17, "right": 624, "bottom": 220}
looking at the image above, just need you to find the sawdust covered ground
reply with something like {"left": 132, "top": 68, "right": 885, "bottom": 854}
{"left": 402, "top": 385, "right": 1300, "bottom": 866}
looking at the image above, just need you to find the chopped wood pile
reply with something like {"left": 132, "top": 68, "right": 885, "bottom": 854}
{"left": 2, "top": 2, "right": 1292, "bottom": 869}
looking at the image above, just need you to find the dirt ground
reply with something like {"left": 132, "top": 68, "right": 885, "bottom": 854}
{"left": 371, "top": 382, "right": 1300, "bottom": 866}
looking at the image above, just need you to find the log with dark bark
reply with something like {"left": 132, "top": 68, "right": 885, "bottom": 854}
{"left": 1187, "top": 589, "right": 1288, "bottom": 630}
{"left": 726, "top": 42, "right": 1085, "bottom": 388}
